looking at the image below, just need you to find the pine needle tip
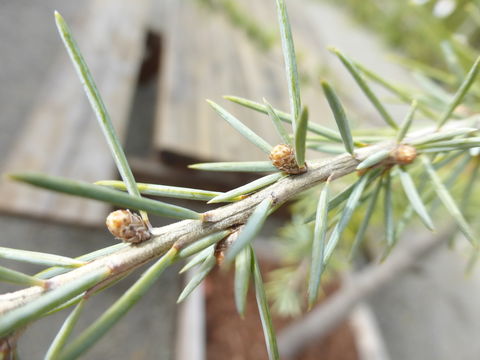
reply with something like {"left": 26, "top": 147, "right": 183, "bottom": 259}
{"left": 327, "top": 46, "right": 339, "bottom": 54}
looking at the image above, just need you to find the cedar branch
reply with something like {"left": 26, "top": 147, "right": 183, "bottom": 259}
{"left": 0, "top": 119, "right": 477, "bottom": 319}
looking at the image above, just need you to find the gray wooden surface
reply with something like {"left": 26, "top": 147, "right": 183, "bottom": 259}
{"left": 0, "top": 0, "right": 150, "bottom": 226}
{"left": 154, "top": 0, "right": 416, "bottom": 165}
{"left": 0, "top": 1, "right": 178, "bottom": 359}
{"left": 155, "top": 0, "right": 287, "bottom": 163}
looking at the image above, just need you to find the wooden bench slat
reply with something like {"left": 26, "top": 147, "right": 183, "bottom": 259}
{"left": 0, "top": 0, "right": 150, "bottom": 226}
{"left": 155, "top": 0, "right": 289, "bottom": 163}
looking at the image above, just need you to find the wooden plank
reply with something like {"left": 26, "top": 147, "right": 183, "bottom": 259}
{"left": 0, "top": 0, "right": 151, "bottom": 226}
{"left": 155, "top": 0, "right": 289, "bottom": 163}
{"left": 154, "top": 0, "right": 418, "bottom": 168}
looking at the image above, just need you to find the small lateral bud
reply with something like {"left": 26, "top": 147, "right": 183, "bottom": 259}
{"left": 392, "top": 144, "right": 417, "bottom": 165}
{"left": 106, "top": 209, "right": 151, "bottom": 244}
{"left": 214, "top": 228, "right": 242, "bottom": 265}
{"left": 269, "top": 144, "right": 307, "bottom": 174}
{"left": 356, "top": 168, "right": 367, "bottom": 177}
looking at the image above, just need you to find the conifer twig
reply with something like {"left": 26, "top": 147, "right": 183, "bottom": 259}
{"left": 0, "top": 119, "right": 477, "bottom": 324}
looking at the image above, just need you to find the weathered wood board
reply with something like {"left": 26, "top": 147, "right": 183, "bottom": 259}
{"left": 0, "top": 0, "right": 416, "bottom": 225}
{"left": 0, "top": 0, "right": 150, "bottom": 226}
{"left": 154, "top": 0, "right": 415, "bottom": 164}
{"left": 155, "top": 0, "right": 291, "bottom": 163}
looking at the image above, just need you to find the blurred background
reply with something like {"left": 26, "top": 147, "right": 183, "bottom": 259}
{"left": 2, "top": 0, "right": 480, "bottom": 359}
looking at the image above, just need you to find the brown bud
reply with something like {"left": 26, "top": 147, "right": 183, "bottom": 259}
{"left": 356, "top": 168, "right": 368, "bottom": 177}
{"left": 106, "top": 209, "right": 151, "bottom": 244}
{"left": 392, "top": 144, "right": 417, "bottom": 165}
{"left": 214, "top": 228, "right": 241, "bottom": 265}
{"left": 269, "top": 144, "right": 307, "bottom": 174}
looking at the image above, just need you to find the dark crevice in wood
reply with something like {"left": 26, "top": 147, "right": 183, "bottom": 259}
{"left": 124, "top": 30, "right": 163, "bottom": 159}
{"left": 138, "top": 32, "right": 162, "bottom": 85}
